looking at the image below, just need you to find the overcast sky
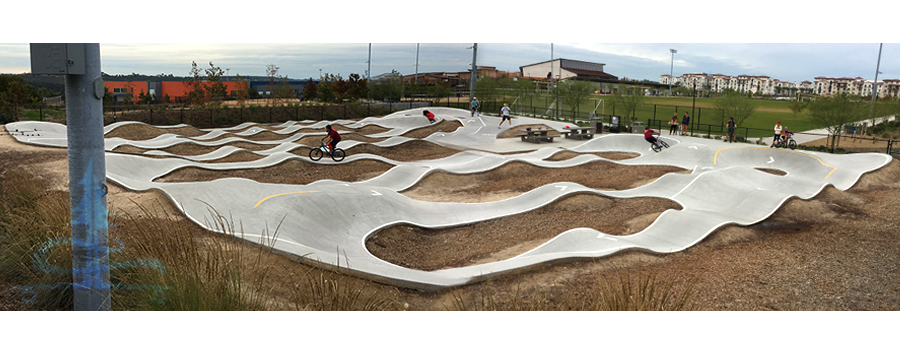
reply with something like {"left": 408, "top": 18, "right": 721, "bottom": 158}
{"left": 1, "top": 3, "right": 896, "bottom": 84}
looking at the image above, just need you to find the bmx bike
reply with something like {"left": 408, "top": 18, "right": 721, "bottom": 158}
{"left": 309, "top": 140, "right": 346, "bottom": 162}
{"left": 651, "top": 133, "right": 670, "bottom": 153}
{"left": 774, "top": 132, "right": 797, "bottom": 150}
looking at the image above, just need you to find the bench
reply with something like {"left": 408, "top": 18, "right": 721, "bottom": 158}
{"left": 563, "top": 127, "right": 595, "bottom": 140}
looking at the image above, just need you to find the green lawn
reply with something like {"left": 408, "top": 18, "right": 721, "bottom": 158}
{"left": 499, "top": 94, "right": 814, "bottom": 138}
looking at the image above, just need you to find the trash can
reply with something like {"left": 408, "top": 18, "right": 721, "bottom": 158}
{"left": 631, "top": 121, "right": 645, "bottom": 134}
{"left": 590, "top": 118, "right": 602, "bottom": 133}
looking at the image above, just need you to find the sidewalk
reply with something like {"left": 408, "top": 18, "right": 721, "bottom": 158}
{"left": 756, "top": 115, "right": 896, "bottom": 146}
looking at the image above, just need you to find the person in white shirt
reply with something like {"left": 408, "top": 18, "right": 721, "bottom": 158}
{"left": 499, "top": 103, "right": 511, "bottom": 128}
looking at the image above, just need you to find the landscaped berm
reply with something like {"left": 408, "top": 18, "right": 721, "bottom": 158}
{"left": 2, "top": 108, "right": 899, "bottom": 311}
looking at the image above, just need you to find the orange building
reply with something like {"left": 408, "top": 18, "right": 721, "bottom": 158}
{"left": 105, "top": 80, "right": 247, "bottom": 103}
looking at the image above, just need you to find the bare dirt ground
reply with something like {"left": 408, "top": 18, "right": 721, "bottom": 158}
{"left": 2, "top": 121, "right": 899, "bottom": 311}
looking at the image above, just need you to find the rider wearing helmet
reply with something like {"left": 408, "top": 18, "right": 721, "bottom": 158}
{"left": 323, "top": 124, "right": 341, "bottom": 153}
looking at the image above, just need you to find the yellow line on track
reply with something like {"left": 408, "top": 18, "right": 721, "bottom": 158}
{"left": 254, "top": 191, "right": 320, "bottom": 208}
{"left": 713, "top": 146, "right": 837, "bottom": 179}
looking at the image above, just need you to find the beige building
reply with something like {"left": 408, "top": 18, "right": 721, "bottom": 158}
{"left": 520, "top": 59, "right": 618, "bottom": 82}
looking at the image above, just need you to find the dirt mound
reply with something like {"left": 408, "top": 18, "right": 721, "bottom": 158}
{"left": 544, "top": 150, "right": 639, "bottom": 161}
{"left": 367, "top": 193, "right": 681, "bottom": 271}
{"left": 344, "top": 140, "right": 462, "bottom": 162}
{"left": 402, "top": 160, "right": 689, "bottom": 203}
{"left": 854, "top": 159, "right": 900, "bottom": 191}
{"left": 112, "top": 141, "right": 276, "bottom": 156}
{"left": 401, "top": 120, "right": 463, "bottom": 139}
{"left": 755, "top": 168, "right": 787, "bottom": 176}
{"left": 195, "top": 130, "right": 293, "bottom": 142}
{"left": 496, "top": 124, "right": 560, "bottom": 139}
{"left": 105, "top": 124, "right": 205, "bottom": 140}
{"left": 153, "top": 158, "right": 394, "bottom": 185}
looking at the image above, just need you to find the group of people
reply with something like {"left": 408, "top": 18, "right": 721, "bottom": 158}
{"left": 668, "top": 112, "right": 692, "bottom": 136}
{"left": 424, "top": 97, "right": 513, "bottom": 129}
{"left": 424, "top": 103, "right": 796, "bottom": 151}
{"left": 770, "top": 120, "right": 793, "bottom": 148}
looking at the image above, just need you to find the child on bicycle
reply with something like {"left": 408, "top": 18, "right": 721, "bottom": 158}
{"left": 323, "top": 124, "right": 341, "bottom": 154}
{"left": 644, "top": 127, "right": 661, "bottom": 149}
{"left": 423, "top": 110, "right": 436, "bottom": 124}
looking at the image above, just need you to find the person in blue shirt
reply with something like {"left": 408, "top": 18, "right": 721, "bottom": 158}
{"left": 470, "top": 97, "right": 479, "bottom": 117}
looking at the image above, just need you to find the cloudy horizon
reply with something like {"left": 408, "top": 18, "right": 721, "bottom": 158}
{"left": 2, "top": 3, "right": 896, "bottom": 85}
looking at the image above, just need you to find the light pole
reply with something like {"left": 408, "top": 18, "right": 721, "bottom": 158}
{"left": 669, "top": 49, "right": 677, "bottom": 96}
{"left": 869, "top": 43, "right": 883, "bottom": 126}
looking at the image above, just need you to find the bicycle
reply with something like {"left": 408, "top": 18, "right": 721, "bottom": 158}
{"left": 650, "top": 133, "right": 670, "bottom": 153}
{"left": 774, "top": 131, "right": 797, "bottom": 150}
{"left": 309, "top": 140, "right": 346, "bottom": 162}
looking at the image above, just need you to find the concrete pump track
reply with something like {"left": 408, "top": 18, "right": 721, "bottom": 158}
{"left": 7, "top": 107, "right": 893, "bottom": 291}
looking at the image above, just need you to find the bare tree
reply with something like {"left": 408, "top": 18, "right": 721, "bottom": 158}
{"left": 713, "top": 90, "right": 758, "bottom": 127}
{"left": 807, "top": 95, "right": 866, "bottom": 147}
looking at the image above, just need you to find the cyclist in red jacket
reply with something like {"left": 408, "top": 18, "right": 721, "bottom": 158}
{"left": 644, "top": 127, "right": 660, "bottom": 149}
{"left": 323, "top": 125, "right": 341, "bottom": 154}
{"left": 423, "top": 110, "right": 435, "bottom": 124}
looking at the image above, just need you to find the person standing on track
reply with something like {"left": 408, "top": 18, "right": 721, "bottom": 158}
{"left": 323, "top": 124, "right": 341, "bottom": 154}
{"left": 499, "top": 103, "right": 511, "bottom": 128}
{"left": 669, "top": 113, "right": 679, "bottom": 135}
{"left": 470, "top": 97, "right": 479, "bottom": 117}
{"left": 770, "top": 120, "right": 783, "bottom": 148}
{"left": 681, "top": 112, "right": 690, "bottom": 136}
{"left": 726, "top": 117, "right": 737, "bottom": 143}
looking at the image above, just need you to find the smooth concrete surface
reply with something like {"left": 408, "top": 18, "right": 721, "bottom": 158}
{"left": 6, "top": 108, "right": 893, "bottom": 290}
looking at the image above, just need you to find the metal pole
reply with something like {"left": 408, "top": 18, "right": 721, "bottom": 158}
{"left": 414, "top": 43, "right": 420, "bottom": 85}
{"left": 367, "top": 43, "right": 372, "bottom": 103}
{"left": 669, "top": 49, "right": 677, "bottom": 96}
{"left": 468, "top": 43, "right": 477, "bottom": 102}
{"left": 869, "top": 43, "right": 883, "bottom": 125}
{"left": 65, "top": 43, "right": 110, "bottom": 311}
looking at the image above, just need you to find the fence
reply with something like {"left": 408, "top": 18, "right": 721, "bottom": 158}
{"left": 3, "top": 100, "right": 433, "bottom": 128}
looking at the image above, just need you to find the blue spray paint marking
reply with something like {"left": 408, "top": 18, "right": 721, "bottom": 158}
{"left": 69, "top": 157, "right": 110, "bottom": 293}
{"left": 15, "top": 236, "right": 169, "bottom": 305}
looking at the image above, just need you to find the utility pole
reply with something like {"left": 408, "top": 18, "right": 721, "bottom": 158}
{"left": 414, "top": 43, "right": 420, "bottom": 85}
{"left": 468, "top": 43, "right": 477, "bottom": 103}
{"left": 869, "top": 43, "right": 883, "bottom": 126}
{"left": 669, "top": 49, "right": 677, "bottom": 96}
{"left": 30, "top": 43, "right": 110, "bottom": 310}
{"left": 367, "top": 43, "right": 372, "bottom": 102}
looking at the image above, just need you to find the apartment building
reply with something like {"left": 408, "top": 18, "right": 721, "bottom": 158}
{"left": 662, "top": 72, "right": 897, "bottom": 98}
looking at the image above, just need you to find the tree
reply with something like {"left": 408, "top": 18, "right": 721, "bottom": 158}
{"left": 347, "top": 73, "right": 368, "bottom": 100}
{"left": 273, "top": 75, "right": 294, "bottom": 105}
{"left": 123, "top": 75, "right": 135, "bottom": 104}
{"left": 266, "top": 64, "right": 279, "bottom": 106}
{"left": 186, "top": 61, "right": 209, "bottom": 107}
{"left": 233, "top": 74, "right": 250, "bottom": 107}
{"left": 786, "top": 94, "right": 807, "bottom": 127}
{"left": 371, "top": 70, "right": 403, "bottom": 102}
{"left": 204, "top": 62, "right": 227, "bottom": 106}
{"left": 511, "top": 78, "right": 538, "bottom": 110}
{"left": 302, "top": 78, "right": 318, "bottom": 101}
{"left": 426, "top": 83, "right": 451, "bottom": 106}
{"left": 610, "top": 84, "right": 646, "bottom": 122}
{"left": 0, "top": 79, "right": 27, "bottom": 123}
{"left": 712, "top": 90, "right": 758, "bottom": 127}
{"left": 807, "top": 95, "right": 866, "bottom": 146}
{"left": 556, "top": 80, "right": 595, "bottom": 121}
{"left": 474, "top": 77, "right": 501, "bottom": 111}
{"left": 317, "top": 74, "right": 336, "bottom": 103}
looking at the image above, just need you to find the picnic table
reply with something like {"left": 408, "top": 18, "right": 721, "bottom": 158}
{"left": 563, "top": 126, "right": 594, "bottom": 140}
{"left": 513, "top": 128, "right": 557, "bottom": 144}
